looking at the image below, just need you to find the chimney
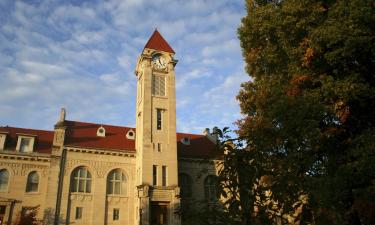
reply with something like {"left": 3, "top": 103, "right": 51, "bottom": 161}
{"left": 59, "top": 108, "right": 66, "bottom": 123}
{"left": 55, "top": 107, "right": 66, "bottom": 127}
{"left": 203, "top": 128, "right": 210, "bottom": 136}
{"left": 53, "top": 107, "right": 67, "bottom": 149}
{"left": 211, "top": 127, "right": 219, "bottom": 141}
{"left": 203, "top": 127, "right": 219, "bottom": 144}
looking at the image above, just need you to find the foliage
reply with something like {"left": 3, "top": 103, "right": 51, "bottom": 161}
{"left": 13, "top": 206, "right": 39, "bottom": 225}
{"left": 218, "top": 0, "right": 375, "bottom": 224}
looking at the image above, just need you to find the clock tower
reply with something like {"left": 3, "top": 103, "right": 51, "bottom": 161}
{"left": 134, "top": 30, "right": 180, "bottom": 225}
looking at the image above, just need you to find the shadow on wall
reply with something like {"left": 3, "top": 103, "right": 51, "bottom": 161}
{"left": 42, "top": 208, "right": 66, "bottom": 225}
{"left": 178, "top": 160, "right": 220, "bottom": 225}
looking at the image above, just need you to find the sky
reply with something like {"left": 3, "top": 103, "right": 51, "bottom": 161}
{"left": 0, "top": 0, "right": 248, "bottom": 134}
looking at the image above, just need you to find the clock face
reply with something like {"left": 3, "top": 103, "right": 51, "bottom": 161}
{"left": 152, "top": 55, "right": 167, "bottom": 70}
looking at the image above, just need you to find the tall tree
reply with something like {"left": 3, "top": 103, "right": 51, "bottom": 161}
{"left": 233, "top": 0, "right": 375, "bottom": 224}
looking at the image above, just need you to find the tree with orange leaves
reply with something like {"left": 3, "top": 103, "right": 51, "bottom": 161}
{"left": 225, "top": 0, "right": 375, "bottom": 224}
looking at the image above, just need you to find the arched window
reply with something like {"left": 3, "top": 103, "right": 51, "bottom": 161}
{"left": 0, "top": 169, "right": 9, "bottom": 191}
{"left": 179, "top": 173, "right": 192, "bottom": 198}
{"left": 107, "top": 169, "right": 127, "bottom": 195}
{"left": 71, "top": 167, "right": 92, "bottom": 193}
{"left": 204, "top": 175, "right": 218, "bottom": 201}
{"left": 26, "top": 171, "right": 39, "bottom": 192}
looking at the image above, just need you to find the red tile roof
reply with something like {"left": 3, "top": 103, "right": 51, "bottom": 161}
{"left": 64, "top": 121, "right": 136, "bottom": 152}
{"left": 144, "top": 30, "right": 175, "bottom": 54}
{"left": 177, "top": 133, "right": 217, "bottom": 159}
{"left": 0, "top": 126, "right": 53, "bottom": 154}
{"left": 0, "top": 121, "right": 218, "bottom": 158}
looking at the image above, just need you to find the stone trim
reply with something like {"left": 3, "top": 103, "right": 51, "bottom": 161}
{"left": 65, "top": 146, "right": 135, "bottom": 157}
{"left": 0, "top": 152, "right": 50, "bottom": 162}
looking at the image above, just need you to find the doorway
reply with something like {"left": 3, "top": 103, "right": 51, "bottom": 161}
{"left": 150, "top": 202, "right": 168, "bottom": 225}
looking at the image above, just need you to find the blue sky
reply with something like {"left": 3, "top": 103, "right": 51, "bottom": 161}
{"left": 0, "top": 0, "right": 248, "bottom": 134}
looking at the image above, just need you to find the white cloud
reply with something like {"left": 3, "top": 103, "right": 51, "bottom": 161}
{"left": 0, "top": 0, "right": 247, "bottom": 134}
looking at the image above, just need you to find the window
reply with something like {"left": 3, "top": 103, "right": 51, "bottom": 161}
{"left": 181, "top": 137, "right": 190, "bottom": 145}
{"left": 26, "top": 171, "right": 39, "bottom": 192}
{"left": 152, "top": 75, "right": 165, "bottom": 96}
{"left": 75, "top": 207, "right": 83, "bottom": 220}
{"left": 204, "top": 175, "right": 218, "bottom": 201}
{"left": 20, "top": 138, "right": 31, "bottom": 152}
{"left": 97, "top": 126, "right": 106, "bottom": 137}
{"left": 71, "top": 167, "right": 92, "bottom": 193}
{"left": 162, "top": 166, "right": 167, "bottom": 186}
{"left": 179, "top": 173, "right": 192, "bottom": 198}
{"left": 107, "top": 169, "right": 127, "bottom": 195}
{"left": 113, "top": 208, "right": 120, "bottom": 220}
{"left": 0, "top": 133, "right": 6, "bottom": 150}
{"left": 0, "top": 205, "right": 6, "bottom": 214}
{"left": 16, "top": 135, "right": 35, "bottom": 153}
{"left": 153, "top": 165, "right": 157, "bottom": 185}
{"left": 0, "top": 169, "right": 9, "bottom": 192}
{"left": 157, "top": 143, "right": 162, "bottom": 152}
{"left": 157, "top": 109, "right": 162, "bottom": 130}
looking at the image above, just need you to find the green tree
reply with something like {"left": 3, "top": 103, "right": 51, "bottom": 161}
{"left": 230, "top": 0, "right": 375, "bottom": 224}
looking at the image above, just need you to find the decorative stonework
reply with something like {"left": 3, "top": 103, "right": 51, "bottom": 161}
{"left": 150, "top": 189, "right": 172, "bottom": 202}
{"left": 0, "top": 161, "right": 48, "bottom": 176}
{"left": 53, "top": 130, "right": 65, "bottom": 146}
{"left": 70, "top": 194, "right": 93, "bottom": 202}
{"left": 64, "top": 159, "right": 134, "bottom": 179}
{"left": 137, "top": 185, "right": 149, "bottom": 197}
{"left": 174, "top": 186, "right": 180, "bottom": 197}
{"left": 107, "top": 196, "right": 128, "bottom": 204}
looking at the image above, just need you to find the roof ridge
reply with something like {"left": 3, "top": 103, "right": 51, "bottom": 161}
{"left": 66, "top": 120, "right": 135, "bottom": 129}
{"left": 0, "top": 126, "right": 53, "bottom": 133}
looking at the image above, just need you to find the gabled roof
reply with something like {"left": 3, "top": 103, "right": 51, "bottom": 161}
{"left": 144, "top": 30, "right": 175, "bottom": 54}
{"left": 0, "top": 121, "right": 217, "bottom": 159}
{"left": 0, "top": 126, "right": 54, "bottom": 154}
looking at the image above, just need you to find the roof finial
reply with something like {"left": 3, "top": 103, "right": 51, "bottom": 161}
{"left": 59, "top": 107, "right": 66, "bottom": 122}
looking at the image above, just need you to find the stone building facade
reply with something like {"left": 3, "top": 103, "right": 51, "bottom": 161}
{"left": 0, "top": 30, "right": 220, "bottom": 225}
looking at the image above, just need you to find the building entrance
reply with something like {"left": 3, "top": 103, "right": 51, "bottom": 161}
{"left": 150, "top": 202, "right": 168, "bottom": 225}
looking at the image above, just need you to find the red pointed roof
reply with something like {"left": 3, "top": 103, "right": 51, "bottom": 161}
{"left": 144, "top": 30, "right": 175, "bottom": 54}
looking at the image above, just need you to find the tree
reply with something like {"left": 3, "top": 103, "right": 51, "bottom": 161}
{"left": 13, "top": 206, "right": 39, "bottom": 225}
{"left": 228, "top": 0, "right": 375, "bottom": 224}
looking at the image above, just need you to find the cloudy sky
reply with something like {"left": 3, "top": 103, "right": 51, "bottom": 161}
{"left": 0, "top": 0, "right": 248, "bottom": 134}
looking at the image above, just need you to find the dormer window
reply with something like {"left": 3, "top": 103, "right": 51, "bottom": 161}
{"left": 16, "top": 134, "right": 36, "bottom": 153}
{"left": 126, "top": 130, "right": 135, "bottom": 140}
{"left": 181, "top": 137, "right": 190, "bottom": 145}
{"left": 97, "top": 126, "right": 106, "bottom": 137}
{"left": 20, "top": 138, "right": 31, "bottom": 152}
{"left": 0, "top": 132, "right": 7, "bottom": 150}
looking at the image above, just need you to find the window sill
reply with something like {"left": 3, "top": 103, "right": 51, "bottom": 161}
{"left": 106, "top": 194, "right": 128, "bottom": 198}
{"left": 25, "top": 191, "right": 40, "bottom": 195}
{"left": 152, "top": 95, "right": 168, "bottom": 99}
